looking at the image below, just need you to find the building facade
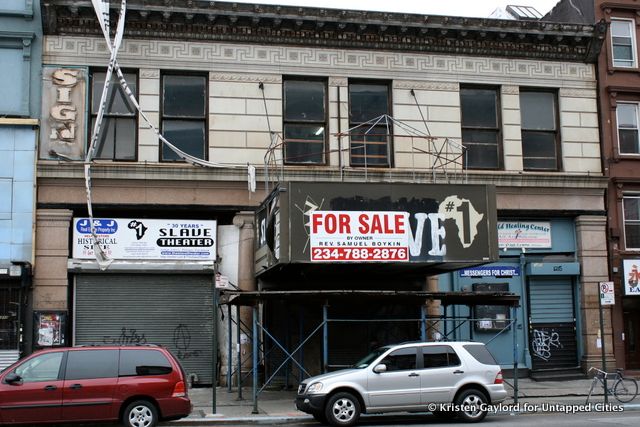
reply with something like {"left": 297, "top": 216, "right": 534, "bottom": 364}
{"left": 0, "top": 0, "right": 42, "bottom": 368}
{"left": 37, "top": 0, "right": 608, "bottom": 383}
{"left": 547, "top": 0, "right": 640, "bottom": 372}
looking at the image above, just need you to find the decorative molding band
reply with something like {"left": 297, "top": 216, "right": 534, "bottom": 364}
{"left": 44, "top": 36, "right": 597, "bottom": 85}
{"left": 328, "top": 77, "right": 347, "bottom": 86}
{"left": 559, "top": 88, "right": 597, "bottom": 98}
{"left": 394, "top": 81, "right": 459, "bottom": 91}
{"left": 140, "top": 69, "right": 160, "bottom": 78}
{"left": 501, "top": 86, "right": 519, "bottom": 95}
{"left": 210, "top": 73, "right": 282, "bottom": 83}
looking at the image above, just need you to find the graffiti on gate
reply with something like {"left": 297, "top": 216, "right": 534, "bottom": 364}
{"left": 174, "top": 324, "right": 201, "bottom": 360}
{"left": 103, "top": 327, "right": 147, "bottom": 345}
{"left": 531, "top": 328, "right": 563, "bottom": 361}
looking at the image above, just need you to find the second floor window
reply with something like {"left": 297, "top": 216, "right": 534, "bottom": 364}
{"left": 161, "top": 74, "right": 207, "bottom": 162}
{"left": 520, "top": 90, "right": 560, "bottom": 171}
{"left": 611, "top": 19, "right": 636, "bottom": 68}
{"left": 283, "top": 79, "right": 326, "bottom": 164}
{"left": 90, "top": 71, "right": 137, "bottom": 160}
{"left": 349, "top": 82, "right": 391, "bottom": 167}
{"left": 460, "top": 86, "right": 501, "bottom": 169}
{"left": 617, "top": 103, "right": 640, "bottom": 154}
{"left": 624, "top": 195, "right": 640, "bottom": 249}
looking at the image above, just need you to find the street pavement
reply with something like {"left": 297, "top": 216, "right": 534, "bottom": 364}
{"left": 161, "top": 377, "right": 640, "bottom": 425}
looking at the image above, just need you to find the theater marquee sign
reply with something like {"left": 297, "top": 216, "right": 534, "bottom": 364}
{"left": 256, "top": 182, "right": 498, "bottom": 271}
{"left": 40, "top": 67, "right": 87, "bottom": 160}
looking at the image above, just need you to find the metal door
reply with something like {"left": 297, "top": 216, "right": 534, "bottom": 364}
{"left": 74, "top": 274, "right": 213, "bottom": 384}
{"left": 528, "top": 277, "right": 578, "bottom": 370}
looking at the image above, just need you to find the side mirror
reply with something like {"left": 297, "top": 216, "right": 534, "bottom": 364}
{"left": 4, "top": 372, "right": 22, "bottom": 384}
{"left": 373, "top": 364, "right": 387, "bottom": 374}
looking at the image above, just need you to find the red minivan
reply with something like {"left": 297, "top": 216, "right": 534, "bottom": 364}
{"left": 0, "top": 345, "right": 191, "bottom": 426}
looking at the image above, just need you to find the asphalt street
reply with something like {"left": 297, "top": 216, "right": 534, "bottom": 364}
{"left": 201, "top": 410, "right": 640, "bottom": 427}
{"left": 38, "top": 406, "right": 640, "bottom": 427}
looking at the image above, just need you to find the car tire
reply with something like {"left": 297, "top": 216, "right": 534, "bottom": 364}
{"left": 455, "top": 389, "right": 488, "bottom": 423}
{"left": 324, "top": 392, "right": 361, "bottom": 427}
{"left": 122, "top": 400, "right": 159, "bottom": 427}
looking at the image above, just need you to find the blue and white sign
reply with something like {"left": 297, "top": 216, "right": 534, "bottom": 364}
{"left": 72, "top": 218, "right": 217, "bottom": 261}
{"left": 459, "top": 265, "right": 520, "bottom": 277}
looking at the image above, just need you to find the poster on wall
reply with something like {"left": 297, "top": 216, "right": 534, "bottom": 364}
{"left": 497, "top": 221, "right": 551, "bottom": 248}
{"left": 35, "top": 312, "right": 66, "bottom": 347}
{"left": 72, "top": 218, "right": 217, "bottom": 261}
{"left": 623, "top": 260, "right": 640, "bottom": 295}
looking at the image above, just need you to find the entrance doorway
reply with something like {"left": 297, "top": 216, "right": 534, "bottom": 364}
{"left": 623, "top": 304, "right": 640, "bottom": 369}
{"left": 528, "top": 277, "right": 578, "bottom": 370}
{"left": 0, "top": 288, "right": 20, "bottom": 351}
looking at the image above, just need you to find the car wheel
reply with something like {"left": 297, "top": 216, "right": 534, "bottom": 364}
{"left": 122, "top": 400, "right": 158, "bottom": 427}
{"left": 324, "top": 392, "right": 361, "bottom": 427}
{"left": 455, "top": 389, "right": 488, "bottom": 423}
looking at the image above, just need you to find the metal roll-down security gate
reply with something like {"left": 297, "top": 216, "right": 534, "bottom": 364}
{"left": 215, "top": 289, "right": 520, "bottom": 414}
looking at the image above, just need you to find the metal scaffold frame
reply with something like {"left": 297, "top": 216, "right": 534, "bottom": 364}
{"left": 218, "top": 290, "right": 520, "bottom": 414}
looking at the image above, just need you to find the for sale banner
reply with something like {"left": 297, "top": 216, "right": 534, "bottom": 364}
{"left": 310, "top": 211, "right": 410, "bottom": 262}
{"left": 72, "top": 218, "right": 217, "bottom": 261}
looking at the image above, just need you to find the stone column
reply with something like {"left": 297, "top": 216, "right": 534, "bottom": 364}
{"left": 33, "top": 209, "right": 73, "bottom": 311}
{"left": 233, "top": 212, "right": 257, "bottom": 384}
{"left": 575, "top": 215, "right": 616, "bottom": 370}
{"left": 426, "top": 276, "right": 441, "bottom": 340}
{"left": 27, "top": 209, "right": 73, "bottom": 352}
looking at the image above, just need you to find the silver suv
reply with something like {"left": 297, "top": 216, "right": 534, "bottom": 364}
{"left": 295, "top": 341, "right": 507, "bottom": 426}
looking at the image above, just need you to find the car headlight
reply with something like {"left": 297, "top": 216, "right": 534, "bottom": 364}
{"left": 307, "top": 382, "right": 323, "bottom": 393}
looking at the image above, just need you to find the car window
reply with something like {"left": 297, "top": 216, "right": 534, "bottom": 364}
{"left": 14, "top": 352, "right": 64, "bottom": 382}
{"left": 119, "top": 349, "right": 173, "bottom": 376}
{"left": 422, "top": 345, "right": 461, "bottom": 368}
{"left": 463, "top": 344, "right": 498, "bottom": 365}
{"left": 354, "top": 346, "right": 390, "bottom": 369}
{"left": 65, "top": 350, "right": 118, "bottom": 380}
{"left": 378, "top": 347, "right": 417, "bottom": 372}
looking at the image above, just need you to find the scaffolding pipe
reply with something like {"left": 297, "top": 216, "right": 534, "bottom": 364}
{"left": 420, "top": 305, "right": 427, "bottom": 341}
{"left": 323, "top": 303, "right": 329, "bottom": 373}
{"left": 252, "top": 305, "right": 259, "bottom": 414}
{"left": 236, "top": 305, "right": 243, "bottom": 400}
{"left": 227, "top": 305, "right": 232, "bottom": 392}
{"left": 513, "top": 305, "right": 519, "bottom": 404}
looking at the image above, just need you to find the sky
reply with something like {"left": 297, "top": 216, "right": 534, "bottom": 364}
{"left": 225, "top": 0, "right": 562, "bottom": 18}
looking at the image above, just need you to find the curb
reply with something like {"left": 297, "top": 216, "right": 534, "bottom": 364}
{"left": 163, "top": 402, "right": 640, "bottom": 425}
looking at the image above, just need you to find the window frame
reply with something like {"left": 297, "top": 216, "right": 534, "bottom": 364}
{"left": 520, "top": 89, "right": 561, "bottom": 172}
{"left": 11, "top": 351, "right": 65, "bottom": 383}
{"left": 282, "top": 77, "right": 328, "bottom": 165}
{"left": 160, "top": 72, "right": 208, "bottom": 163}
{"left": 420, "top": 345, "right": 462, "bottom": 369}
{"left": 623, "top": 194, "right": 640, "bottom": 250}
{"left": 89, "top": 68, "right": 139, "bottom": 161}
{"left": 0, "top": 32, "right": 34, "bottom": 116}
{"left": 616, "top": 102, "right": 640, "bottom": 155}
{"left": 460, "top": 85, "right": 503, "bottom": 170}
{"left": 378, "top": 346, "right": 417, "bottom": 372}
{"left": 611, "top": 18, "right": 637, "bottom": 69}
{"left": 348, "top": 80, "right": 393, "bottom": 168}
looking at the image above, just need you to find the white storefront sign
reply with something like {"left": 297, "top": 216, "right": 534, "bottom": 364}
{"left": 497, "top": 221, "right": 551, "bottom": 249}
{"left": 310, "top": 211, "right": 410, "bottom": 262}
{"left": 72, "top": 218, "right": 216, "bottom": 261}
{"left": 623, "top": 259, "right": 640, "bottom": 296}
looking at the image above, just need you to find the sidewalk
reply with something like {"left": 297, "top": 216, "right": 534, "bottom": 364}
{"left": 163, "top": 378, "right": 640, "bottom": 425}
